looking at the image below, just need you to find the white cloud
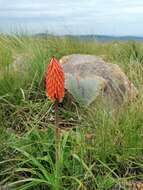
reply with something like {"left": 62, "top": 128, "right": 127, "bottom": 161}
{"left": 123, "top": 6, "right": 143, "bottom": 14}
{"left": 0, "top": 0, "right": 143, "bottom": 35}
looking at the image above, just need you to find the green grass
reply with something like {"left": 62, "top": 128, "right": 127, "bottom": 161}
{"left": 0, "top": 35, "right": 143, "bottom": 189}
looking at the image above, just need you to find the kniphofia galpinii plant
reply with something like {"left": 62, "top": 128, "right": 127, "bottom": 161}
{"left": 46, "top": 57, "right": 65, "bottom": 161}
{"left": 46, "top": 57, "right": 65, "bottom": 102}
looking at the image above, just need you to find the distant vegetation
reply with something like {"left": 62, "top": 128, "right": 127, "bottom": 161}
{"left": 76, "top": 35, "right": 143, "bottom": 42}
{"left": 0, "top": 35, "right": 143, "bottom": 189}
{"left": 35, "top": 33, "right": 143, "bottom": 42}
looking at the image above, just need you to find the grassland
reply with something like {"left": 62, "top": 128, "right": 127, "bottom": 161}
{"left": 0, "top": 35, "right": 143, "bottom": 190}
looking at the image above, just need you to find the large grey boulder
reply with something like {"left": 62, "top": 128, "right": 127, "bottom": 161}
{"left": 60, "top": 54, "right": 138, "bottom": 105}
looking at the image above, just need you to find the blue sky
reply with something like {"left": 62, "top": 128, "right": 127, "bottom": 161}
{"left": 0, "top": 0, "right": 143, "bottom": 36}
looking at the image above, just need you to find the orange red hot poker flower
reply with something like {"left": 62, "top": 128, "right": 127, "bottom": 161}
{"left": 46, "top": 57, "right": 65, "bottom": 102}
